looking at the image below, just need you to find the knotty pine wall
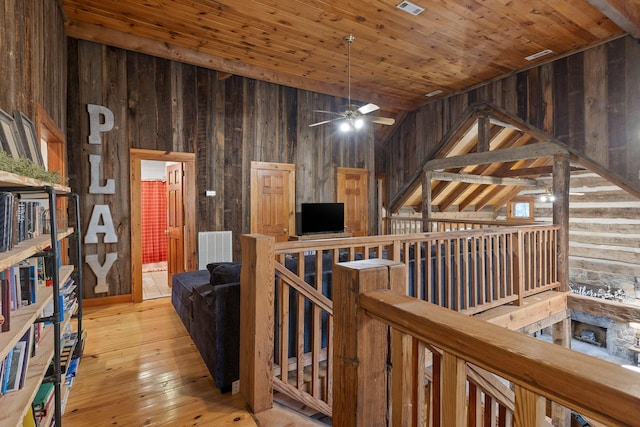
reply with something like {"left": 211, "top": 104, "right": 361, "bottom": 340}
{"left": 380, "top": 35, "right": 640, "bottom": 203}
{"left": 66, "top": 39, "right": 375, "bottom": 299}
{"left": 0, "top": 1, "right": 67, "bottom": 144}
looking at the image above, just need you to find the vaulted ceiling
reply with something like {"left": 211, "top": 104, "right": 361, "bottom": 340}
{"left": 62, "top": 0, "right": 639, "bottom": 118}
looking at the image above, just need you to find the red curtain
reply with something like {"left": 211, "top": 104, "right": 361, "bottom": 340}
{"left": 141, "top": 180, "right": 168, "bottom": 264}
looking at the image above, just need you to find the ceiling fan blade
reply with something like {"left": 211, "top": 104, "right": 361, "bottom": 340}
{"left": 309, "top": 118, "right": 342, "bottom": 128}
{"left": 366, "top": 116, "right": 395, "bottom": 126}
{"left": 314, "top": 110, "right": 343, "bottom": 116}
{"left": 357, "top": 103, "right": 380, "bottom": 115}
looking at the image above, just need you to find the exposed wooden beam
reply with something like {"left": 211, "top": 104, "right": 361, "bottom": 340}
{"left": 568, "top": 294, "right": 640, "bottom": 322}
{"left": 424, "top": 142, "right": 568, "bottom": 171}
{"left": 64, "top": 21, "right": 418, "bottom": 111}
{"left": 477, "top": 114, "right": 490, "bottom": 153}
{"left": 501, "top": 165, "right": 585, "bottom": 177}
{"left": 430, "top": 171, "right": 539, "bottom": 187}
{"left": 587, "top": 0, "right": 640, "bottom": 38}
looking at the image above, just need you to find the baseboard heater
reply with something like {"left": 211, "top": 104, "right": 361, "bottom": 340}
{"left": 198, "top": 231, "right": 232, "bottom": 270}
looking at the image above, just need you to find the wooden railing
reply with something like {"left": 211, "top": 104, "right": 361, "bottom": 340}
{"left": 383, "top": 215, "right": 423, "bottom": 234}
{"left": 383, "top": 216, "right": 542, "bottom": 235}
{"left": 333, "top": 259, "right": 640, "bottom": 426}
{"left": 240, "top": 225, "right": 562, "bottom": 417}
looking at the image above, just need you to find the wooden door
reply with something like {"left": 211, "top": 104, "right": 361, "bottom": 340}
{"left": 250, "top": 161, "right": 295, "bottom": 242}
{"left": 337, "top": 167, "right": 369, "bottom": 237}
{"left": 167, "top": 163, "right": 185, "bottom": 284}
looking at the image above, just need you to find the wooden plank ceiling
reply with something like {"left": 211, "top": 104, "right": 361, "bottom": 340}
{"left": 62, "top": 1, "right": 638, "bottom": 118}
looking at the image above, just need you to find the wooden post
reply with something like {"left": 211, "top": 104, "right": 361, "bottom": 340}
{"left": 551, "top": 161, "right": 572, "bottom": 427}
{"left": 239, "top": 234, "right": 275, "bottom": 413}
{"left": 513, "top": 386, "right": 545, "bottom": 427}
{"left": 441, "top": 352, "right": 466, "bottom": 427}
{"left": 389, "top": 260, "right": 416, "bottom": 427}
{"left": 552, "top": 153, "right": 570, "bottom": 292}
{"left": 423, "top": 171, "right": 432, "bottom": 232}
{"left": 513, "top": 230, "right": 524, "bottom": 306}
{"left": 551, "top": 316, "right": 572, "bottom": 427}
{"left": 477, "top": 112, "right": 490, "bottom": 153}
{"left": 333, "top": 259, "right": 405, "bottom": 426}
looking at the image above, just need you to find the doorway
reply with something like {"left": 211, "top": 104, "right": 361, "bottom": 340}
{"left": 130, "top": 149, "right": 196, "bottom": 303}
{"left": 139, "top": 159, "right": 170, "bottom": 299}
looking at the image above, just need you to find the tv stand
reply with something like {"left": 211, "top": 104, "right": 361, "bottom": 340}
{"left": 290, "top": 232, "right": 352, "bottom": 241}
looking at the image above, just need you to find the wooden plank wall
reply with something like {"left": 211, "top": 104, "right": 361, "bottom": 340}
{"left": 380, "top": 35, "right": 640, "bottom": 202}
{"left": 66, "top": 40, "right": 375, "bottom": 299}
{"left": 0, "top": 0, "right": 67, "bottom": 141}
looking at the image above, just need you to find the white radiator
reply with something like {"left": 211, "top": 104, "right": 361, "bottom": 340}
{"left": 198, "top": 231, "right": 233, "bottom": 270}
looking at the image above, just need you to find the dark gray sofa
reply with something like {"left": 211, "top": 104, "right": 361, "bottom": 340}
{"left": 171, "top": 262, "right": 242, "bottom": 392}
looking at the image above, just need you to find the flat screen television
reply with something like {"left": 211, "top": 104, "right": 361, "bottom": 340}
{"left": 300, "top": 203, "right": 345, "bottom": 235}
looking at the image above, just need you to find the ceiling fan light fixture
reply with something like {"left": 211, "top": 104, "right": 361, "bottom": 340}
{"left": 340, "top": 121, "right": 352, "bottom": 132}
{"left": 354, "top": 118, "right": 364, "bottom": 129}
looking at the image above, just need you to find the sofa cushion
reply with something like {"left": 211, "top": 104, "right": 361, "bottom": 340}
{"left": 171, "top": 270, "right": 210, "bottom": 332}
{"left": 206, "top": 262, "right": 242, "bottom": 286}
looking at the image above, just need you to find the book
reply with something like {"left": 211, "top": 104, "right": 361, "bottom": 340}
{"left": 22, "top": 406, "right": 36, "bottom": 427}
{"left": 1, "top": 278, "right": 9, "bottom": 332}
{"left": 19, "top": 265, "right": 33, "bottom": 306}
{"left": 5, "top": 327, "right": 31, "bottom": 393}
{"left": 3, "top": 340, "right": 21, "bottom": 392}
{"left": 32, "top": 381, "right": 54, "bottom": 412}
{"left": 0, "top": 192, "right": 13, "bottom": 252}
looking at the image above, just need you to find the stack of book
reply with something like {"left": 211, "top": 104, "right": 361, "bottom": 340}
{"left": 0, "top": 192, "right": 47, "bottom": 253}
{"left": 0, "top": 256, "right": 47, "bottom": 333}
{"left": 0, "top": 326, "right": 34, "bottom": 395}
{"left": 32, "top": 381, "right": 55, "bottom": 424}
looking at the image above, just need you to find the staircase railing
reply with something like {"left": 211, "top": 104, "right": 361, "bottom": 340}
{"left": 240, "top": 225, "right": 561, "bottom": 417}
{"left": 333, "top": 259, "right": 640, "bottom": 426}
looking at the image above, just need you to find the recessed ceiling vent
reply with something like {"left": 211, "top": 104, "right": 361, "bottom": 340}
{"left": 396, "top": 1, "right": 425, "bottom": 16}
{"left": 425, "top": 89, "right": 443, "bottom": 97}
{"left": 525, "top": 49, "right": 553, "bottom": 61}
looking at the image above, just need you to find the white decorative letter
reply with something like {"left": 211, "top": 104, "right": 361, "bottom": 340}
{"left": 85, "top": 205, "right": 118, "bottom": 244}
{"left": 85, "top": 253, "right": 117, "bottom": 294}
{"left": 89, "top": 154, "right": 116, "bottom": 194}
{"left": 88, "top": 104, "right": 114, "bottom": 145}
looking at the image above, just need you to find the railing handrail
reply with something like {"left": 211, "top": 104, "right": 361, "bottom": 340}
{"left": 360, "top": 288, "right": 640, "bottom": 426}
{"left": 275, "top": 224, "right": 559, "bottom": 253}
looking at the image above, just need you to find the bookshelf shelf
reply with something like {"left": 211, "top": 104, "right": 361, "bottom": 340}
{"left": 0, "top": 171, "right": 70, "bottom": 194}
{"left": 0, "top": 177, "right": 83, "bottom": 427}
{"left": 0, "top": 286, "right": 53, "bottom": 362}
{"left": 0, "top": 229, "right": 73, "bottom": 272}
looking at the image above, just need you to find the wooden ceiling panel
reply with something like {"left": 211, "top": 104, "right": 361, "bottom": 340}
{"left": 62, "top": 0, "right": 627, "bottom": 113}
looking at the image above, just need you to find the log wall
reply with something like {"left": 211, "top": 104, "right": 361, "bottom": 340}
{"left": 0, "top": 0, "right": 67, "bottom": 143}
{"left": 66, "top": 40, "right": 375, "bottom": 299}
{"left": 380, "top": 35, "right": 640, "bottom": 202}
{"left": 532, "top": 172, "right": 640, "bottom": 297}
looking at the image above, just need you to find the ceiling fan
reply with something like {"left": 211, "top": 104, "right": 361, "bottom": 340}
{"left": 309, "top": 34, "right": 395, "bottom": 131}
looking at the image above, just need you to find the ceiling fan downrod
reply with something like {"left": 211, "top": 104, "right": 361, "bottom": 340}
{"left": 345, "top": 34, "right": 355, "bottom": 109}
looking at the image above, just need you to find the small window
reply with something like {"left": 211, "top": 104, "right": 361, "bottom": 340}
{"left": 507, "top": 198, "right": 534, "bottom": 221}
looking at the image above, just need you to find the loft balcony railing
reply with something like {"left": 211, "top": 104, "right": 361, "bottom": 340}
{"left": 239, "top": 225, "right": 565, "bottom": 422}
{"left": 332, "top": 259, "right": 640, "bottom": 426}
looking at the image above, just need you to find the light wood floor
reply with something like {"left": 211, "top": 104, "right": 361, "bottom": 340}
{"left": 62, "top": 298, "right": 257, "bottom": 427}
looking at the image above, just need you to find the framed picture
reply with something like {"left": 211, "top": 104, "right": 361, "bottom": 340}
{"left": 13, "top": 110, "right": 44, "bottom": 167}
{"left": 0, "top": 109, "right": 25, "bottom": 160}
